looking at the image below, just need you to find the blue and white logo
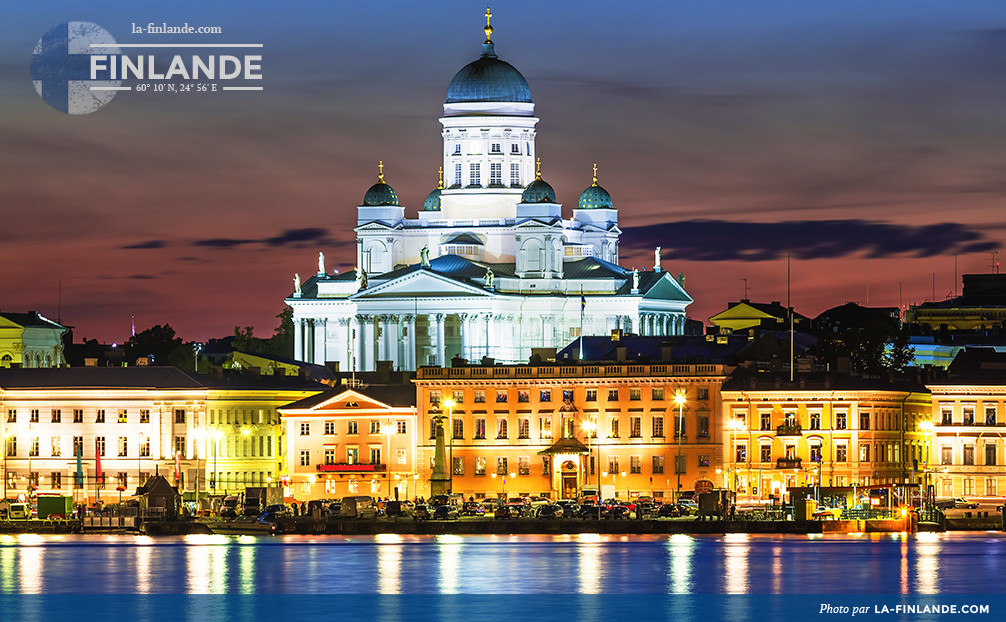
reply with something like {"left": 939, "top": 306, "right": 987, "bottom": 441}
{"left": 31, "top": 22, "right": 122, "bottom": 115}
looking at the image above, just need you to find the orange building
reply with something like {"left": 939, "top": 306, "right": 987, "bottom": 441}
{"left": 413, "top": 363, "right": 731, "bottom": 502}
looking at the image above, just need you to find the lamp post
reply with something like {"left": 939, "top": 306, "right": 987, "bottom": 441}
{"left": 727, "top": 419, "right": 746, "bottom": 495}
{"left": 211, "top": 430, "right": 222, "bottom": 494}
{"left": 621, "top": 471, "right": 627, "bottom": 500}
{"left": 382, "top": 422, "right": 396, "bottom": 498}
{"left": 674, "top": 391, "right": 687, "bottom": 502}
{"left": 582, "top": 420, "right": 600, "bottom": 520}
{"left": 443, "top": 398, "right": 456, "bottom": 494}
{"left": 2, "top": 432, "right": 9, "bottom": 500}
{"left": 919, "top": 420, "right": 934, "bottom": 509}
{"left": 137, "top": 432, "right": 145, "bottom": 489}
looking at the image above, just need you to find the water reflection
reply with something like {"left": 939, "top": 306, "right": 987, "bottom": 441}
{"left": 915, "top": 533, "right": 940, "bottom": 594}
{"left": 722, "top": 534, "right": 749, "bottom": 594}
{"left": 376, "top": 534, "right": 403, "bottom": 594}
{"left": 436, "top": 535, "right": 462, "bottom": 593}
{"left": 577, "top": 534, "right": 603, "bottom": 593}
{"left": 667, "top": 534, "right": 693, "bottom": 594}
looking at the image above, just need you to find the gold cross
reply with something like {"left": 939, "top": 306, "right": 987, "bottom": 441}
{"left": 484, "top": 7, "right": 493, "bottom": 43}
{"left": 378, "top": 160, "right": 384, "bottom": 182}
{"left": 592, "top": 163, "right": 598, "bottom": 185}
{"left": 437, "top": 166, "right": 444, "bottom": 190}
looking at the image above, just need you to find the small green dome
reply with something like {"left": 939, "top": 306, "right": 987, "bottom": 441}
{"left": 578, "top": 184, "right": 613, "bottom": 209}
{"left": 424, "top": 187, "right": 442, "bottom": 211}
{"left": 363, "top": 181, "right": 399, "bottom": 206}
{"left": 521, "top": 178, "right": 556, "bottom": 204}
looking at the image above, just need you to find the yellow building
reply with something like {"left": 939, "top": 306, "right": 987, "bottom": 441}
{"left": 709, "top": 300, "right": 809, "bottom": 332}
{"left": 277, "top": 386, "right": 418, "bottom": 501}
{"left": 720, "top": 373, "right": 930, "bottom": 503}
{"left": 0, "top": 312, "right": 68, "bottom": 368}
{"left": 413, "top": 363, "right": 731, "bottom": 502}
{"left": 926, "top": 348, "right": 1006, "bottom": 499}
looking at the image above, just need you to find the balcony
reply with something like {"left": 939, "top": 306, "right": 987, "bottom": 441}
{"left": 776, "top": 457, "right": 802, "bottom": 469}
{"left": 316, "top": 463, "right": 386, "bottom": 473}
{"left": 776, "top": 423, "right": 802, "bottom": 436}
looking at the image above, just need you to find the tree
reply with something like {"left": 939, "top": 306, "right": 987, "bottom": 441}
{"left": 126, "top": 324, "right": 184, "bottom": 365}
{"left": 265, "top": 307, "right": 294, "bottom": 357}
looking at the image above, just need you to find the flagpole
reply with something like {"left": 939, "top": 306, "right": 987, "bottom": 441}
{"left": 579, "top": 287, "right": 585, "bottom": 361}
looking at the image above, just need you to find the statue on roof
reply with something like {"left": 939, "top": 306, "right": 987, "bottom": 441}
{"left": 632, "top": 268, "right": 639, "bottom": 291}
{"left": 654, "top": 246, "right": 661, "bottom": 272}
{"left": 293, "top": 273, "right": 301, "bottom": 295}
{"left": 359, "top": 268, "right": 368, "bottom": 290}
{"left": 318, "top": 251, "right": 326, "bottom": 275}
{"left": 678, "top": 272, "right": 686, "bottom": 287}
{"left": 420, "top": 245, "right": 431, "bottom": 267}
{"left": 484, "top": 266, "right": 495, "bottom": 289}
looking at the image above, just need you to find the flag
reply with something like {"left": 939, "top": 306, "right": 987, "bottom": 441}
{"left": 95, "top": 438, "right": 102, "bottom": 479}
{"left": 75, "top": 441, "right": 83, "bottom": 488}
{"left": 174, "top": 451, "right": 182, "bottom": 481}
{"left": 581, "top": 294, "right": 586, "bottom": 311}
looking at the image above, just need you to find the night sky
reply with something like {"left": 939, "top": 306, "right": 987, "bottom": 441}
{"left": 3, "top": 1, "right": 1006, "bottom": 343}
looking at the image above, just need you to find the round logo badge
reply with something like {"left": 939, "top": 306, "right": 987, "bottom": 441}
{"left": 31, "top": 22, "right": 122, "bottom": 115}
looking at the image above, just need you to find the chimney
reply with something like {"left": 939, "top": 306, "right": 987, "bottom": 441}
{"left": 616, "top": 347, "right": 627, "bottom": 363}
{"left": 660, "top": 346, "right": 672, "bottom": 362}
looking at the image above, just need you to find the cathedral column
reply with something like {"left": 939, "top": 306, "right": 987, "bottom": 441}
{"left": 402, "top": 315, "right": 416, "bottom": 371}
{"left": 294, "top": 318, "right": 304, "bottom": 361}
{"left": 377, "top": 315, "right": 389, "bottom": 363}
{"left": 485, "top": 314, "right": 495, "bottom": 361}
{"left": 458, "top": 313, "right": 470, "bottom": 362}
{"left": 435, "top": 314, "right": 446, "bottom": 366}
{"left": 355, "top": 315, "right": 368, "bottom": 371}
{"left": 314, "top": 318, "right": 327, "bottom": 365}
{"left": 338, "top": 318, "right": 351, "bottom": 371}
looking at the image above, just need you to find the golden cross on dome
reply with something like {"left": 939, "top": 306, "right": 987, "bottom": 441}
{"left": 592, "top": 163, "right": 598, "bottom": 186}
{"left": 484, "top": 7, "right": 493, "bottom": 43}
{"left": 378, "top": 160, "right": 384, "bottom": 182}
{"left": 437, "top": 166, "right": 444, "bottom": 190}
{"left": 536, "top": 157, "right": 542, "bottom": 179}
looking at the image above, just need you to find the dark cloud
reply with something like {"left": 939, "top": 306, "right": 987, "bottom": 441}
{"left": 622, "top": 220, "right": 1000, "bottom": 262}
{"left": 193, "top": 228, "right": 332, "bottom": 250}
{"left": 121, "top": 240, "right": 166, "bottom": 250}
{"left": 128, "top": 274, "right": 154, "bottom": 280}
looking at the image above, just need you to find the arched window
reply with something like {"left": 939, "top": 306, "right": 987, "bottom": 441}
{"left": 0, "top": 354, "right": 11, "bottom": 368}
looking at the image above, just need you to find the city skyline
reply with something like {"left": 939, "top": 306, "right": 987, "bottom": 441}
{"left": 3, "top": 1, "right": 1006, "bottom": 343}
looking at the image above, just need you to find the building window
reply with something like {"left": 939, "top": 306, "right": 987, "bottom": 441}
{"left": 630, "top": 456, "right": 642, "bottom": 474}
{"left": 760, "top": 412, "right": 771, "bottom": 431}
{"left": 673, "top": 416, "right": 685, "bottom": 439}
{"left": 490, "top": 162, "right": 502, "bottom": 185}
{"left": 174, "top": 436, "right": 185, "bottom": 455}
{"left": 539, "top": 390, "right": 551, "bottom": 403}
{"left": 675, "top": 455, "right": 686, "bottom": 474}
{"left": 607, "top": 456, "right": 619, "bottom": 474}
{"left": 986, "top": 444, "right": 996, "bottom": 466}
{"left": 518, "top": 457, "right": 530, "bottom": 475}
{"left": 469, "top": 162, "right": 481, "bottom": 186}
{"left": 454, "top": 143, "right": 461, "bottom": 154}
{"left": 652, "top": 387, "right": 664, "bottom": 401}
{"left": 607, "top": 389, "right": 618, "bottom": 401}
{"left": 809, "top": 412, "right": 821, "bottom": 430}
{"left": 51, "top": 436, "right": 61, "bottom": 457}
{"left": 5, "top": 410, "right": 14, "bottom": 423}
{"left": 117, "top": 410, "right": 128, "bottom": 424}
{"left": 963, "top": 404, "right": 975, "bottom": 425}
{"left": 139, "top": 409, "right": 150, "bottom": 424}
{"left": 430, "top": 420, "right": 438, "bottom": 439}
{"left": 561, "top": 389, "right": 574, "bottom": 402}
{"left": 608, "top": 417, "right": 619, "bottom": 438}
{"left": 516, "top": 390, "right": 529, "bottom": 403}
{"left": 397, "top": 449, "right": 407, "bottom": 465}
{"left": 474, "top": 390, "right": 486, "bottom": 403}
{"left": 510, "top": 162, "right": 520, "bottom": 186}
{"left": 652, "top": 416, "right": 664, "bottom": 437}
{"left": 30, "top": 409, "right": 39, "bottom": 423}
{"left": 300, "top": 450, "right": 310, "bottom": 467}
{"left": 586, "top": 389, "right": 597, "bottom": 402}
{"left": 96, "top": 436, "right": 105, "bottom": 457}
{"left": 452, "top": 390, "right": 464, "bottom": 404}
{"left": 496, "top": 457, "right": 508, "bottom": 475}
{"left": 835, "top": 412, "right": 847, "bottom": 430}
{"left": 860, "top": 412, "right": 870, "bottom": 430}
{"left": 836, "top": 444, "right": 848, "bottom": 462}
{"left": 118, "top": 437, "right": 128, "bottom": 457}
{"left": 652, "top": 456, "right": 664, "bottom": 474}
{"left": 497, "top": 419, "right": 508, "bottom": 439}
{"left": 986, "top": 405, "right": 997, "bottom": 426}
{"left": 51, "top": 409, "right": 61, "bottom": 423}
{"left": 72, "top": 436, "right": 82, "bottom": 457}
{"left": 963, "top": 445, "right": 975, "bottom": 466}
{"left": 697, "top": 388, "right": 709, "bottom": 401}
{"left": 452, "top": 456, "right": 464, "bottom": 476}
{"left": 347, "top": 448, "right": 358, "bottom": 464}
{"left": 518, "top": 418, "right": 530, "bottom": 439}
{"left": 697, "top": 416, "right": 709, "bottom": 438}
{"left": 454, "top": 162, "right": 462, "bottom": 187}
{"left": 475, "top": 456, "right": 486, "bottom": 476}
{"left": 324, "top": 448, "right": 335, "bottom": 465}
{"left": 809, "top": 444, "right": 822, "bottom": 462}
{"left": 348, "top": 421, "right": 358, "bottom": 435}
{"left": 860, "top": 443, "right": 870, "bottom": 462}
{"left": 300, "top": 422, "right": 310, "bottom": 436}
{"left": 140, "top": 437, "right": 150, "bottom": 457}
{"left": 29, "top": 437, "right": 39, "bottom": 457}
{"left": 697, "top": 455, "right": 710, "bottom": 468}
{"left": 324, "top": 421, "right": 335, "bottom": 435}
{"left": 941, "top": 445, "right": 952, "bottom": 465}
{"left": 940, "top": 404, "right": 952, "bottom": 424}
{"left": 371, "top": 448, "right": 382, "bottom": 465}
{"left": 397, "top": 420, "right": 407, "bottom": 434}
{"left": 496, "top": 391, "right": 508, "bottom": 403}
{"left": 491, "top": 143, "right": 501, "bottom": 154}
{"left": 174, "top": 409, "right": 185, "bottom": 424}
{"left": 630, "top": 416, "right": 641, "bottom": 438}
{"left": 475, "top": 418, "right": 486, "bottom": 439}
{"left": 629, "top": 388, "right": 641, "bottom": 401}
{"left": 50, "top": 472, "right": 61, "bottom": 490}
{"left": 760, "top": 446, "right": 770, "bottom": 463}
{"left": 429, "top": 390, "right": 441, "bottom": 405}
{"left": 368, "top": 420, "right": 380, "bottom": 434}
{"left": 539, "top": 417, "right": 551, "bottom": 439}
{"left": 544, "top": 456, "right": 552, "bottom": 476}
{"left": 736, "top": 445, "right": 746, "bottom": 462}
{"left": 453, "top": 418, "right": 464, "bottom": 440}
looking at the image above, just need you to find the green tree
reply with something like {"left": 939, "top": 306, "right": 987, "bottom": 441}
{"left": 126, "top": 324, "right": 183, "bottom": 366}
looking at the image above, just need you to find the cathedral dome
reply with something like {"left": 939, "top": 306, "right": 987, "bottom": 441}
{"left": 446, "top": 45, "right": 532, "bottom": 104}
{"left": 363, "top": 162, "right": 399, "bottom": 207}
{"left": 577, "top": 165, "right": 614, "bottom": 209}
{"left": 521, "top": 178, "right": 556, "bottom": 204}
{"left": 423, "top": 168, "right": 444, "bottom": 211}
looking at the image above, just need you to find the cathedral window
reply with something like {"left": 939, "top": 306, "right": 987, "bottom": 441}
{"left": 490, "top": 162, "right": 502, "bottom": 186}
{"left": 490, "top": 143, "right": 501, "bottom": 154}
{"left": 510, "top": 162, "right": 520, "bottom": 187}
{"left": 454, "top": 163, "right": 462, "bottom": 187}
{"left": 469, "top": 163, "right": 481, "bottom": 187}
{"left": 511, "top": 143, "right": 520, "bottom": 154}
{"left": 454, "top": 144, "right": 461, "bottom": 154}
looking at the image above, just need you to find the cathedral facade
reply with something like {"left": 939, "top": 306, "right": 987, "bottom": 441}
{"left": 287, "top": 14, "right": 691, "bottom": 372}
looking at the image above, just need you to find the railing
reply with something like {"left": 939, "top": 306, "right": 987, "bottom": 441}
{"left": 776, "top": 458, "right": 802, "bottom": 469}
{"left": 316, "top": 463, "right": 387, "bottom": 472}
{"left": 776, "top": 424, "right": 803, "bottom": 436}
{"left": 416, "top": 363, "right": 727, "bottom": 379}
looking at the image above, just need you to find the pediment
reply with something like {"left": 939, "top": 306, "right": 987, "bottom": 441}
{"left": 352, "top": 269, "right": 491, "bottom": 299}
{"left": 355, "top": 221, "right": 400, "bottom": 231}
{"left": 296, "top": 389, "right": 399, "bottom": 414}
{"left": 642, "top": 273, "right": 693, "bottom": 303}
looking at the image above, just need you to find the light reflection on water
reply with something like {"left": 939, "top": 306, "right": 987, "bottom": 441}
{"left": 0, "top": 532, "right": 1001, "bottom": 594}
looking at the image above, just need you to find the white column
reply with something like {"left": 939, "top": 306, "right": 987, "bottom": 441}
{"left": 294, "top": 318, "right": 304, "bottom": 361}
{"left": 338, "top": 318, "right": 351, "bottom": 371}
{"left": 313, "top": 318, "right": 326, "bottom": 365}
{"left": 485, "top": 314, "right": 495, "bottom": 361}
{"left": 435, "top": 314, "right": 446, "bottom": 366}
{"left": 403, "top": 315, "right": 416, "bottom": 371}
{"left": 356, "top": 315, "right": 367, "bottom": 371}
{"left": 459, "top": 313, "right": 470, "bottom": 362}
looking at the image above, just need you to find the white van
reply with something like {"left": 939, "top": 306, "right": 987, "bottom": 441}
{"left": 340, "top": 495, "right": 377, "bottom": 519}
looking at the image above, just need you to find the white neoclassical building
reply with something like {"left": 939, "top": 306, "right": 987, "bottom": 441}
{"left": 287, "top": 14, "right": 691, "bottom": 372}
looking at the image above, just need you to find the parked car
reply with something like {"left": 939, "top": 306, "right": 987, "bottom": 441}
{"left": 495, "top": 504, "right": 522, "bottom": 520}
{"left": 328, "top": 502, "right": 342, "bottom": 517}
{"left": 678, "top": 500, "right": 699, "bottom": 516}
{"left": 481, "top": 498, "right": 501, "bottom": 514}
{"left": 578, "top": 503, "right": 603, "bottom": 519}
{"left": 219, "top": 496, "right": 240, "bottom": 518}
{"left": 461, "top": 501, "right": 485, "bottom": 517}
{"left": 535, "top": 504, "right": 564, "bottom": 519}
{"left": 556, "top": 500, "right": 579, "bottom": 515}
{"left": 259, "top": 504, "right": 289, "bottom": 522}
{"left": 413, "top": 504, "right": 432, "bottom": 521}
{"left": 433, "top": 505, "right": 459, "bottom": 520}
{"left": 935, "top": 497, "right": 979, "bottom": 510}
{"left": 385, "top": 500, "right": 412, "bottom": 517}
{"left": 605, "top": 505, "right": 631, "bottom": 520}
{"left": 657, "top": 503, "right": 681, "bottom": 518}
{"left": 813, "top": 507, "right": 843, "bottom": 520}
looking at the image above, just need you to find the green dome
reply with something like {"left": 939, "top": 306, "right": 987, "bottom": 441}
{"left": 446, "top": 43, "right": 532, "bottom": 104}
{"left": 363, "top": 181, "right": 399, "bottom": 206}
{"left": 578, "top": 183, "right": 613, "bottom": 209}
{"left": 423, "top": 187, "right": 442, "bottom": 211}
{"left": 521, "top": 178, "right": 556, "bottom": 204}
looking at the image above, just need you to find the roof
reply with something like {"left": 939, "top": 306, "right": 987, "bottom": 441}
{"left": 444, "top": 233, "right": 484, "bottom": 245}
{"left": 445, "top": 43, "right": 532, "bottom": 104}
{"left": 538, "top": 436, "right": 590, "bottom": 456}
{"left": 0, "top": 366, "right": 204, "bottom": 390}
{"left": 557, "top": 334, "right": 749, "bottom": 365}
{"left": 931, "top": 347, "right": 1006, "bottom": 385}
{"left": 280, "top": 384, "right": 416, "bottom": 410}
{"left": 562, "top": 256, "right": 628, "bottom": 280}
{"left": 722, "top": 370, "right": 928, "bottom": 393}
{"left": 0, "top": 311, "right": 66, "bottom": 330}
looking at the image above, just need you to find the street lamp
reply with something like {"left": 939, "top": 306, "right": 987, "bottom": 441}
{"left": 443, "top": 398, "right": 456, "bottom": 494}
{"left": 582, "top": 419, "right": 600, "bottom": 520}
{"left": 621, "top": 471, "right": 627, "bottom": 500}
{"left": 211, "top": 430, "right": 223, "bottom": 494}
{"left": 674, "top": 391, "right": 687, "bottom": 502}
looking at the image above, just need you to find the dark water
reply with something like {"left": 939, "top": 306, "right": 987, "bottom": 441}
{"left": 1, "top": 532, "right": 1004, "bottom": 594}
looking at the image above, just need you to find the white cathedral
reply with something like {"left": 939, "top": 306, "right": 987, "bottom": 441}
{"left": 287, "top": 13, "right": 692, "bottom": 371}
